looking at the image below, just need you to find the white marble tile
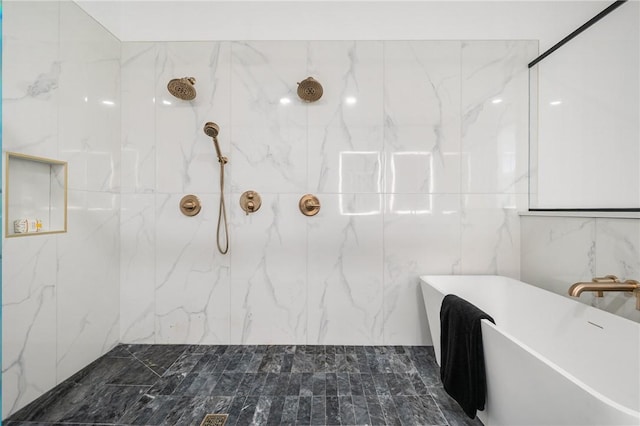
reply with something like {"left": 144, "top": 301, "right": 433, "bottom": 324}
{"left": 307, "top": 41, "right": 383, "bottom": 128}
{"left": 59, "top": 1, "right": 120, "bottom": 64}
{"left": 595, "top": 218, "right": 640, "bottom": 280}
{"left": 337, "top": 193, "right": 384, "bottom": 217}
{"left": 520, "top": 216, "right": 596, "bottom": 296}
{"left": 2, "top": 236, "right": 58, "bottom": 418}
{"left": 308, "top": 126, "right": 383, "bottom": 194}
{"left": 56, "top": 190, "right": 121, "bottom": 383}
{"left": 384, "top": 41, "right": 461, "bottom": 194}
{"left": 154, "top": 193, "right": 231, "bottom": 344}
{"left": 383, "top": 194, "right": 461, "bottom": 345}
{"left": 460, "top": 194, "right": 524, "bottom": 279}
{"left": 2, "top": 81, "right": 60, "bottom": 159}
{"left": 461, "top": 41, "right": 537, "bottom": 194}
{"left": 58, "top": 3, "right": 121, "bottom": 193}
{"left": 230, "top": 125, "right": 308, "bottom": 194}
{"left": 3, "top": 1, "right": 60, "bottom": 44}
{"left": 120, "top": 194, "right": 156, "bottom": 344}
{"left": 228, "top": 41, "right": 308, "bottom": 194}
{"left": 2, "top": 1, "right": 124, "bottom": 416}
{"left": 307, "top": 194, "right": 384, "bottom": 345}
{"left": 384, "top": 41, "right": 461, "bottom": 126}
{"left": 230, "top": 41, "right": 307, "bottom": 128}
{"left": 59, "top": 92, "right": 121, "bottom": 193}
{"left": 155, "top": 42, "right": 232, "bottom": 194}
{"left": 384, "top": 129, "right": 460, "bottom": 194}
{"left": 594, "top": 218, "right": 640, "bottom": 322}
{"left": 2, "top": 1, "right": 60, "bottom": 159}
{"left": 230, "top": 194, "right": 307, "bottom": 344}
{"left": 121, "top": 43, "right": 157, "bottom": 194}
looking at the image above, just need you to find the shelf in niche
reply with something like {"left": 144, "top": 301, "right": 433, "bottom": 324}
{"left": 5, "top": 152, "right": 68, "bottom": 237}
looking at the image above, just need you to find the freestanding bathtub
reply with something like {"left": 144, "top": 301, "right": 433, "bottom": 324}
{"left": 420, "top": 275, "right": 640, "bottom": 426}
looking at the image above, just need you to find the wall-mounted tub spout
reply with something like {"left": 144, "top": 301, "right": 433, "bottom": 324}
{"left": 568, "top": 275, "right": 640, "bottom": 310}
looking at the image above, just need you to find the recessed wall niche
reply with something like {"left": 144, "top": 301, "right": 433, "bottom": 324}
{"left": 5, "top": 152, "right": 68, "bottom": 237}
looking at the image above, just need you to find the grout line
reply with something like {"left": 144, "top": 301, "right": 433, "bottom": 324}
{"left": 128, "top": 352, "right": 164, "bottom": 379}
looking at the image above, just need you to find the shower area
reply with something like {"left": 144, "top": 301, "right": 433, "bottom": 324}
{"left": 122, "top": 40, "right": 534, "bottom": 347}
{"left": 3, "top": 0, "right": 539, "bottom": 423}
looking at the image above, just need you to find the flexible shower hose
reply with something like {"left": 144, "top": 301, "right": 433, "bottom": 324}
{"left": 217, "top": 159, "right": 229, "bottom": 254}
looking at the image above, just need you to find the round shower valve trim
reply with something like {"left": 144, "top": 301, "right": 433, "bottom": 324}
{"left": 299, "top": 194, "right": 321, "bottom": 216}
{"left": 240, "top": 190, "right": 261, "bottom": 215}
{"left": 180, "top": 194, "right": 202, "bottom": 216}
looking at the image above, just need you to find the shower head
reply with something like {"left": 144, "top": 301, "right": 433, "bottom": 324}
{"left": 204, "top": 122, "right": 220, "bottom": 138}
{"left": 204, "top": 122, "right": 226, "bottom": 164}
{"left": 167, "top": 77, "right": 196, "bottom": 100}
{"left": 297, "top": 77, "right": 323, "bottom": 102}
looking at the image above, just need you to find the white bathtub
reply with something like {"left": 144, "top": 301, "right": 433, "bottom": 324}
{"left": 420, "top": 275, "right": 640, "bottom": 426}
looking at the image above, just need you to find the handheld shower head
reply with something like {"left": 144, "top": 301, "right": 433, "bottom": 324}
{"left": 204, "top": 122, "right": 220, "bottom": 138}
{"left": 203, "top": 122, "right": 226, "bottom": 164}
{"left": 203, "top": 121, "right": 230, "bottom": 255}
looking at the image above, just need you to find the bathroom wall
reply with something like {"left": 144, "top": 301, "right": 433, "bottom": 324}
{"left": 120, "top": 40, "right": 537, "bottom": 347}
{"left": 521, "top": 215, "right": 640, "bottom": 323}
{"left": 530, "top": 1, "right": 639, "bottom": 210}
{"left": 2, "top": 1, "right": 121, "bottom": 417}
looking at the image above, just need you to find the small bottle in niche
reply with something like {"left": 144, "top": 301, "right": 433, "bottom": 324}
{"left": 14, "top": 218, "right": 42, "bottom": 234}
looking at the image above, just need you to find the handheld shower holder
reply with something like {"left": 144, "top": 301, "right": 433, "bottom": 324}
{"left": 203, "top": 121, "right": 229, "bottom": 255}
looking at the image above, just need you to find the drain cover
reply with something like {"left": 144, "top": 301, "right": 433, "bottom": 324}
{"left": 200, "top": 413, "right": 228, "bottom": 426}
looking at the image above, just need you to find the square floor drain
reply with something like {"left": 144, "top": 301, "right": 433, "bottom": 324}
{"left": 200, "top": 413, "right": 228, "bottom": 426}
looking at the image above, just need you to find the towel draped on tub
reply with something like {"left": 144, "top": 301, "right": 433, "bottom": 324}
{"left": 439, "top": 294, "right": 495, "bottom": 419}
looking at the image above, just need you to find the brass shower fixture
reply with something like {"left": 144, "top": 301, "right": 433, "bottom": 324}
{"left": 203, "top": 122, "right": 229, "bottom": 255}
{"left": 297, "top": 77, "right": 323, "bottom": 102}
{"left": 299, "top": 194, "right": 321, "bottom": 216}
{"left": 240, "top": 190, "right": 262, "bottom": 215}
{"left": 167, "top": 77, "right": 197, "bottom": 100}
{"left": 180, "top": 194, "right": 201, "bottom": 216}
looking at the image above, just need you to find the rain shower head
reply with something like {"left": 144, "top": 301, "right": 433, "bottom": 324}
{"left": 167, "top": 77, "right": 197, "bottom": 100}
{"left": 297, "top": 77, "right": 323, "bottom": 102}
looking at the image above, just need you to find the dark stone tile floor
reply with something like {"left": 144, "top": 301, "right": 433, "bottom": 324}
{"left": 6, "top": 345, "right": 483, "bottom": 426}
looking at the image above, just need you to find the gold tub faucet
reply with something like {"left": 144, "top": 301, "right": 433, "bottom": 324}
{"left": 568, "top": 275, "right": 640, "bottom": 310}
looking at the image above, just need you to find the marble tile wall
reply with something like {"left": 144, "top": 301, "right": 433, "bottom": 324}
{"left": 521, "top": 215, "right": 640, "bottom": 323}
{"left": 2, "top": 1, "right": 121, "bottom": 417}
{"left": 120, "top": 40, "right": 537, "bottom": 347}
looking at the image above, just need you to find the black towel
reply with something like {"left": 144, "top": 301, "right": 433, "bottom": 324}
{"left": 440, "top": 294, "right": 495, "bottom": 419}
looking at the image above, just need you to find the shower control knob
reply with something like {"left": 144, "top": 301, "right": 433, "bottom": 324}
{"left": 240, "top": 190, "right": 261, "bottom": 215}
{"left": 299, "top": 194, "right": 321, "bottom": 216}
{"left": 180, "top": 195, "right": 202, "bottom": 217}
